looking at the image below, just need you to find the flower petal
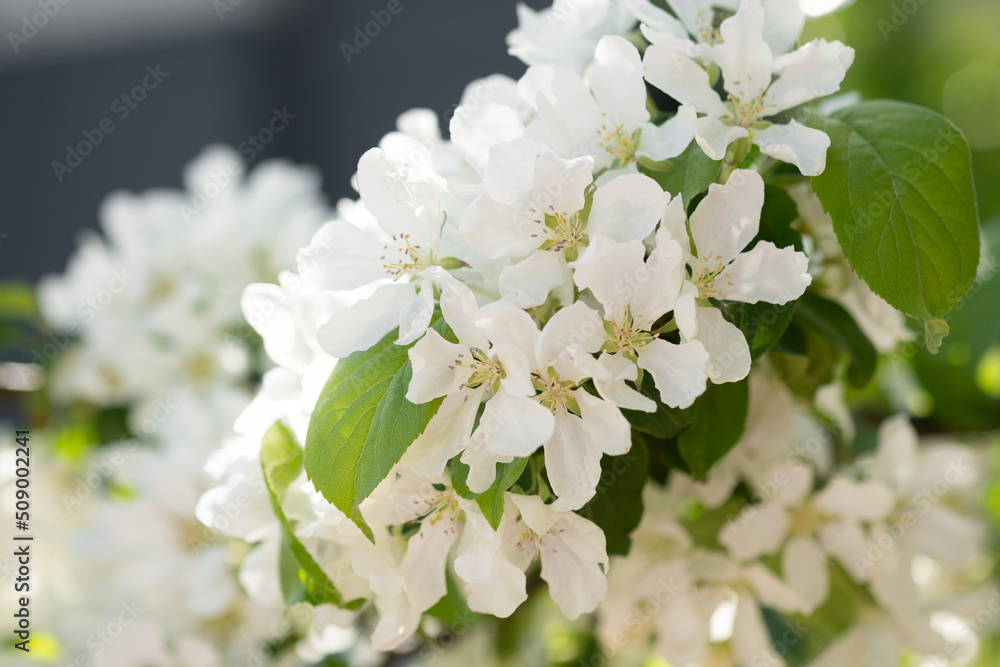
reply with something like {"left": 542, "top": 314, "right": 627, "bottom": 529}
{"left": 406, "top": 329, "right": 473, "bottom": 404}
{"left": 643, "top": 45, "right": 730, "bottom": 117}
{"left": 689, "top": 305, "right": 751, "bottom": 383}
{"left": 296, "top": 220, "right": 387, "bottom": 291}
{"left": 770, "top": 39, "right": 855, "bottom": 114}
{"left": 400, "top": 513, "right": 460, "bottom": 612}
{"left": 721, "top": 241, "right": 812, "bottom": 304}
{"left": 316, "top": 282, "right": 415, "bottom": 358}
{"left": 714, "top": 0, "right": 774, "bottom": 105}
{"left": 638, "top": 105, "right": 697, "bottom": 162}
{"left": 498, "top": 249, "right": 569, "bottom": 308}
{"left": 637, "top": 339, "right": 710, "bottom": 409}
{"left": 478, "top": 389, "right": 556, "bottom": 459}
{"left": 575, "top": 389, "right": 632, "bottom": 456}
{"left": 761, "top": 0, "right": 804, "bottom": 56}
{"left": 718, "top": 501, "right": 789, "bottom": 561}
{"left": 465, "top": 554, "right": 528, "bottom": 618}
{"left": 483, "top": 137, "right": 545, "bottom": 204}
{"left": 460, "top": 194, "right": 542, "bottom": 259}
{"left": 818, "top": 520, "right": 872, "bottom": 582}
{"left": 545, "top": 410, "right": 604, "bottom": 511}
{"left": 396, "top": 283, "right": 436, "bottom": 345}
{"left": 540, "top": 531, "right": 608, "bottom": 619}
{"left": 693, "top": 114, "right": 749, "bottom": 161}
{"left": 782, "top": 536, "right": 830, "bottom": 613}
{"left": 572, "top": 235, "right": 647, "bottom": 322}
{"left": 532, "top": 151, "right": 594, "bottom": 217}
{"left": 732, "top": 593, "right": 785, "bottom": 666}
{"left": 536, "top": 300, "right": 605, "bottom": 372}
{"left": 400, "top": 390, "right": 482, "bottom": 478}
{"left": 813, "top": 477, "right": 895, "bottom": 522}
{"left": 587, "top": 173, "right": 670, "bottom": 243}
{"left": 754, "top": 120, "right": 831, "bottom": 176}
{"left": 594, "top": 352, "right": 656, "bottom": 412}
{"left": 592, "top": 36, "right": 649, "bottom": 130}
{"left": 690, "top": 169, "right": 764, "bottom": 267}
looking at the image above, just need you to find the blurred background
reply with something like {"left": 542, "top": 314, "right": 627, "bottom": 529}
{"left": 0, "top": 0, "right": 550, "bottom": 285}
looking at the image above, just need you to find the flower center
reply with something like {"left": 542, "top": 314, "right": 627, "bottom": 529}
{"left": 726, "top": 74, "right": 778, "bottom": 128}
{"left": 381, "top": 233, "right": 433, "bottom": 278}
{"left": 596, "top": 115, "right": 637, "bottom": 165}
{"left": 790, "top": 503, "right": 830, "bottom": 537}
{"left": 539, "top": 211, "right": 588, "bottom": 257}
{"left": 692, "top": 254, "right": 733, "bottom": 299}
{"left": 453, "top": 348, "right": 505, "bottom": 392}
{"left": 604, "top": 310, "right": 654, "bottom": 361}
{"left": 515, "top": 523, "right": 542, "bottom": 557}
{"left": 694, "top": 7, "right": 734, "bottom": 45}
{"left": 534, "top": 373, "right": 577, "bottom": 413}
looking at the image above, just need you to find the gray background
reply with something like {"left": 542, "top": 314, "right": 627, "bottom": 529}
{"left": 0, "top": 0, "right": 546, "bottom": 282}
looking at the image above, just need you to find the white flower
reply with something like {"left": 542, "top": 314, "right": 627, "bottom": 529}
{"left": 493, "top": 494, "right": 610, "bottom": 619}
{"left": 860, "top": 417, "right": 986, "bottom": 618}
{"left": 718, "top": 462, "right": 895, "bottom": 613}
{"left": 304, "top": 147, "right": 459, "bottom": 357}
{"left": 486, "top": 301, "right": 630, "bottom": 510}
{"left": 644, "top": 0, "right": 854, "bottom": 175}
{"left": 662, "top": 170, "right": 810, "bottom": 381}
{"left": 401, "top": 271, "right": 550, "bottom": 481}
{"left": 805, "top": 609, "right": 949, "bottom": 667}
{"left": 461, "top": 138, "right": 671, "bottom": 306}
{"left": 354, "top": 470, "right": 513, "bottom": 649}
{"left": 572, "top": 232, "right": 712, "bottom": 408}
{"left": 506, "top": 0, "right": 637, "bottom": 73}
{"left": 518, "top": 35, "right": 696, "bottom": 172}
{"left": 687, "top": 551, "right": 811, "bottom": 667}
{"left": 628, "top": 0, "right": 804, "bottom": 59}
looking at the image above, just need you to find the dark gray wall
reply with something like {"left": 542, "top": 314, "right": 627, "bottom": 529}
{"left": 0, "top": 0, "right": 546, "bottom": 282}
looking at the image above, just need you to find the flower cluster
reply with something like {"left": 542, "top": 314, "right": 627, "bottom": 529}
{"left": 18, "top": 0, "right": 992, "bottom": 665}
{"left": 198, "top": 0, "right": 994, "bottom": 662}
{"left": 28, "top": 147, "right": 334, "bottom": 665}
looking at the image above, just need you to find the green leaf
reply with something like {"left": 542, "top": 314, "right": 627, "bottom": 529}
{"left": 576, "top": 443, "right": 649, "bottom": 556}
{"left": 639, "top": 141, "right": 721, "bottom": 206}
{"left": 677, "top": 379, "right": 749, "bottom": 480}
{"left": 261, "top": 422, "right": 344, "bottom": 607}
{"left": 451, "top": 457, "right": 529, "bottom": 531}
{"left": 756, "top": 185, "right": 803, "bottom": 251}
{"left": 714, "top": 299, "right": 798, "bottom": 360}
{"left": 806, "top": 101, "right": 980, "bottom": 320}
{"left": 262, "top": 420, "right": 303, "bottom": 501}
{"left": 304, "top": 318, "right": 450, "bottom": 540}
{"left": 795, "top": 292, "right": 878, "bottom": 389}
{"left": 621, "top": 374, "right": 692, "bottom": 439}
{"left": 637, "top": 431, "right": 690, "bottom": 484}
